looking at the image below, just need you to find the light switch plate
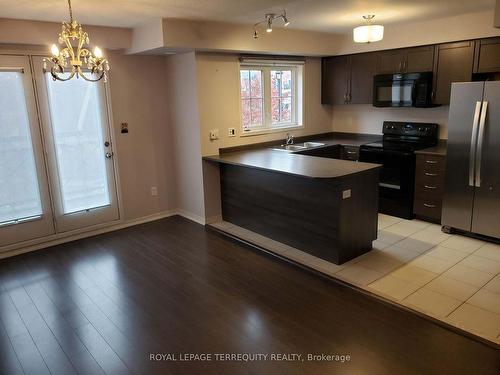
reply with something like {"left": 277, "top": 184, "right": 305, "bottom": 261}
{"left": 342, "top": 189, "right": 351, "bottom": 199}
{"left": 228, "top": 128, "right": 236, "bottom": 137}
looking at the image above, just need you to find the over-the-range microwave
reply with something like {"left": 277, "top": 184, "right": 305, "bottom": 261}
{"left": 373, "top": 72, "right": 434, "bottom": 108}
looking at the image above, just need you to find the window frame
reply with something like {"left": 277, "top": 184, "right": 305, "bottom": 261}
{"left": 239, "top": 61, "right": 304, "bottom": 136}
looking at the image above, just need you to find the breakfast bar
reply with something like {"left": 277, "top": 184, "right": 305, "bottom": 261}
{"left": 204, "top": 147, "right": 381, "bottom": 264}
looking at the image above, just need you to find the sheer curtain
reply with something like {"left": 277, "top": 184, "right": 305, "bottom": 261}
{"left": 0, "top": 72, "right": 43, "bottom": 224}
{"left": 45, "top": 74, "right": 110, "bottom": 214}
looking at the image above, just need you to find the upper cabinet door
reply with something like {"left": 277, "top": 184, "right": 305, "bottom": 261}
{"left": 349, "top": 53, "right": 378, "bottom": 104}
{"left": 474, "top": 37, "right": 500, "bottom": 73}
{"left": 405, "top": 46, "right": 434, "bottom": 73}
{"left": 377, "top": 50, "right": 405, "bottom": 74}
{"left": 321, "top": 56, "right": 349, "bottom": 105}
{"left": 433, "top": 41, "right": 474, "bottom": 105}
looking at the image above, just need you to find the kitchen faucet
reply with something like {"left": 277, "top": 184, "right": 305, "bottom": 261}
{"left": 285, "top": 133, "right": 294, "bottom": 145}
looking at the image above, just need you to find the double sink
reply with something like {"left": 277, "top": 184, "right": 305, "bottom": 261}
{"left": 271, "top": 142, "right": 326, "bottom": 152}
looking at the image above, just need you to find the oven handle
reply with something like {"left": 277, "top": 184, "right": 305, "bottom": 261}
{"left": 469, "top": 101, "right": 482, "bottom": 187}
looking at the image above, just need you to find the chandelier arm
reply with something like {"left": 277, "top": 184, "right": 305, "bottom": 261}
{"left": 50, "top": 65, "right": 76, "bottom": 81}
{"left": 79, "top": 67, "right": 105, "bottom": 82}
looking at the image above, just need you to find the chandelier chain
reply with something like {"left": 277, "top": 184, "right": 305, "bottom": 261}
{"left": 67, "top": 0, "right": 73, "bottom": 23}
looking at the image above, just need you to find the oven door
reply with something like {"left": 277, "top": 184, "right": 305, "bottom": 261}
{"left": 373, "top": 77, "right": 415, "bottom": 107}
{"left": 359, "top": 147, "right": 416, "bottom": 218}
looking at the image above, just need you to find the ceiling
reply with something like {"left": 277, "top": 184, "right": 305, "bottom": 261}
{"left": 0, "top": 0, "right": 495, "bottom": 32}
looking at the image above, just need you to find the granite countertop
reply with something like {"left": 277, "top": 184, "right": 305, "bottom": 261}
{"left": 415, "top": 140, "right": 447, "bottom": 156}
{"left": 203, "top": 133, "right": 382, "bottom": 179}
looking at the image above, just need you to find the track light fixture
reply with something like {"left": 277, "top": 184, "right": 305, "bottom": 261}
{"left": 253, "top": 11, "right": 290, "bottom": 39}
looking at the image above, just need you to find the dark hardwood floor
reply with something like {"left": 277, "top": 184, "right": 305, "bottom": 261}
{"left": 0, "top": 216, "right": 498, "bottom": 375}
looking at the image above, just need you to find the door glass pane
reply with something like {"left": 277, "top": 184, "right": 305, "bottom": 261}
{"left": 45, "top": 74, "right": 110, "bottom": 214}
{"left": 0, "top": 72, "right": 43, "bottom": 225}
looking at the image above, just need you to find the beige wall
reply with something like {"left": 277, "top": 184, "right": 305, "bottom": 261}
{"left": 0, "top": 18, "right": 132, "bottom": 50}
{"left": 196, "top": 53, "right": 333, "bottom": 156}
{"left": 160, "top": 18, "right": 342, "bottom": 56}
{"left": 107, "top": 52, "right": 176, "bottom": 220}
{"left": 334, "top": 10, "right": 500, "bottom": 55}
{"left": 331, "top": 105, "right": 450, "bottom": 139}
{"left": 165, "top": 52, "right": 206, "bottom": 222}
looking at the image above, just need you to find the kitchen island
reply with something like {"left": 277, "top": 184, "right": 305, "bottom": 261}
{"left": 204, "top": 141, "right": 382, "bottom": 265}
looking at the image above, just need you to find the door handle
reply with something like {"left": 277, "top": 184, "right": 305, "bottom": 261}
{"left": 424, "top": 203, "right": 436, "bottom": 208}
{"left": 425, "top": 160, "right": 437, "bottom": 164}
{"left": 469, "top": 101, "right": 482, "bottom": 187}
{"left": 105, "top": 152, "right": 114, "bottom": 159}
{"left": 425, "top": 172, "right": 438, "bottom": 176}
{"left": 475, "top": 101, "right": 488, "bottom": 188}
{"left": 424, "top": 185, "right": 437, "bottom": 189}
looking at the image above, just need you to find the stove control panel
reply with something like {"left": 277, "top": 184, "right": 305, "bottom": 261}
{"left": 383, "top": 121, "right": 438, "bottom": 138}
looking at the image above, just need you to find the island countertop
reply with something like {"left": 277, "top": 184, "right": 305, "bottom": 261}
{"left": 203, "top": 147, "right": 381, "bottom": 179}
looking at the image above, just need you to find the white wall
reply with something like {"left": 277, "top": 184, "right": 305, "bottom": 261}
{"left": 165, "top": 52, "right": 206, "bottom": 223}
{"left": 331, "top": 105, "right": 450, "bottom": 139}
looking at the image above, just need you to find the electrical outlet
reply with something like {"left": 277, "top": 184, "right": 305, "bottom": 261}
{"left": 150, "top": 186, "right": 158, "bottom": 196}
{"left": 209, "top": 129, "right": 219, "bottom": 140}
{"left": 228, "top": 128, "right": 236, "bottom": 137}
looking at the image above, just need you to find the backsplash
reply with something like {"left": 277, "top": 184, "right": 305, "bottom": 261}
{"left": 331, "top": 104, "right": 450, "bottom": 139}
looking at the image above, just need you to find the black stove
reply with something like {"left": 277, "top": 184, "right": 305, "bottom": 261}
{"left": 359, "top": 121, "right": 438, "bottom": 219}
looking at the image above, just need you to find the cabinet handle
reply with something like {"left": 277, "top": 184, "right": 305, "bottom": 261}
{"left": 424, "top": 203, "right": 436, "bottom": 208}
{"left": 403, "top": 60, "right": 407, "bottom": 72}
{"left": 346, "top": 150, "right": 357, "bottom": 154}
{"left": 425, "top": 172, "right": 438, "bottom": 176}
{"left": 424, "top": 185, "right": 437, "bottom": 189}
{"left": 425, "top": 160, "right": 438, "bottom": 164}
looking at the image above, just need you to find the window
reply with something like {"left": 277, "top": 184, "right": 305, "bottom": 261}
{"left": 240, "top": 61, "right": 303, "bottom": 134}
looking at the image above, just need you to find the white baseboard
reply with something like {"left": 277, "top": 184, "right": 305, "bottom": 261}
{"left": 0, "top": 208, "right": 219, "bottom": 260}
{"left": 0, "top": 210, "right": 178, "bottom": 260}
{"left": 176, "top": 209, "right": 207, "bottom": 225}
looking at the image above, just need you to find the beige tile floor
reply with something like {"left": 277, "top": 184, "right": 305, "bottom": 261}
{"left": 211, "top": 214, "right": 500, "bottom": 345}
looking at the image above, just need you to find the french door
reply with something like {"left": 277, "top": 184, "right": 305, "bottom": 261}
{"left": 0, "top": 56, "right": 55, "bottom": 247}
{"left": 32, "top": 57, "right": 120, "bottom": 233}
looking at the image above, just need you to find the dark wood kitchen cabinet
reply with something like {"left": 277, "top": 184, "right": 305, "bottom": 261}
{"left": 474, "top": 37, "right": 500, "bottom": 73}
{"left": 321, "top": 56, "right": 349, "bottom": 105}
{"left": 349, "top": 53, "right": 378, "bottom": 104}
{"left": 432, "top": 41, "right": 475, "bottom": 105}
{"left": 321, "top": 53, "right": 377, "bottom": 105}
{"left": 377, "top": 46, "right": 434, "bottom": 74}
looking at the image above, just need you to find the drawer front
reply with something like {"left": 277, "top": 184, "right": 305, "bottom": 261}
{"left": 342, "top": 146, "right": 359, "bottom": 161}
{"left": 414, "top": 154, "right": 446, "bottom": 221}
{"left": 415, "top": 174, "right": 445, "bottom": 195}
{"left": 416, "top": 154, "right": 446, "bottom": 174}
{"left": 414, "top": 197, "right": 442, "bottom": 220}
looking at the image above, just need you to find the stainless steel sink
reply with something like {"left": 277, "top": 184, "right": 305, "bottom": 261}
{"left": 271, "top": 144, "right": 307, "bottom": 152}
{"left": 299, "top": 142, "right": 325, "bottom": 148}
{"left": 271, "top": 142, "right": 325, "bottom": 152}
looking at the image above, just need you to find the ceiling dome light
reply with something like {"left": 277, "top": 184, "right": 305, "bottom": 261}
{"left": 353, "top": 15, "right": 384, "bottom": 43}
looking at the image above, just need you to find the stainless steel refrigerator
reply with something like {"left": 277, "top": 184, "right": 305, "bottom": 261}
{"left": 442, "top": 81, "right": 500, "bottom": 239}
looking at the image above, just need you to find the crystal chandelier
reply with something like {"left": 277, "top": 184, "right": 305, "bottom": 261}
{"left": 44, "top": 0, "right": 110, "bottom": 82}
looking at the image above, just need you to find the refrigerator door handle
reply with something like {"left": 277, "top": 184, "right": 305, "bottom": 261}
{"left": 475, "top": 101, "right": 488, "bottom": 188}
{"left": 469, "top": 101, "right": 482, "bottom": 187}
